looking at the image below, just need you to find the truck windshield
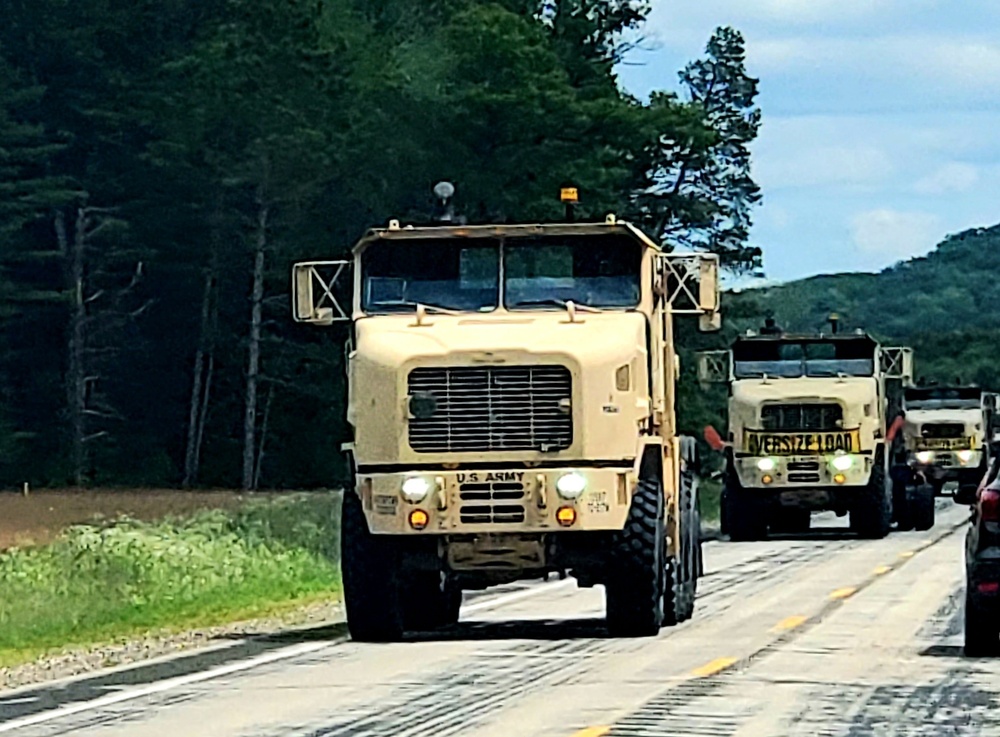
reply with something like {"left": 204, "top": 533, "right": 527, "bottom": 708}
{"left": 905, "top": 388, "right": 981, "bottom": 410}
{"left": 361, "top": 239, "right": 499, "bottom": 314}
{"left": 733, "top": 340, "right": 876, "bottom": 379}
{"left": 504, "top": 236, "right": 641, "bottom": 310}
{"left": 361, "top": 234, "right": 642, "bottom": 314}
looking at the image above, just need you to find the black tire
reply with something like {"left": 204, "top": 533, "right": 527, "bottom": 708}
{"left": 402, "top": 574, "right": 462, "bottom": 631}
{"left": 965, "top": 590, "right": 1000, "bottom": 657}
{"left": 891, "top": 466, "right": 914, "bottom": 531}
{"left": 911, "top": 484, "right": 936, "bottom": 532}
{"left": 724, "top": 473, "right": 767, "bottom": 542}
{"left": 606, "top": 477, "right": 665, "bottom": 637}
{"left": 955, "top": 484, "right": 979, "bottom": 506}
{"left": 770, "top": 508, "right": 810, "bottom": 535}
{"left": 341, "top": 491, "right": 404, "bottom": 642}
{"left": 665, "top": 472, "right": 698, "bottom": 625}
{"left": 851, "top": 447, "right": 892, "bottom": 539}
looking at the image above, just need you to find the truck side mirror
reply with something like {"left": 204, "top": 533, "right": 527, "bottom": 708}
{"left": 660, "top": 253, "right": 722, "bottom": 332}
{"left": 292, "top": 260, "right": 352, "bottom": 325}
{"left": 697, "top": 351, "right": 730, "bottom": 386}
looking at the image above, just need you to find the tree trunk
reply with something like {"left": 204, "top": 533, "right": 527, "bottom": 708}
{"left": 183, "top": 271, "right": 215, "bottom": 488}
{"left": 242, "top": 191, "right": 269, "bottom": 491}
{"left": 253, "top": 383, "right": 274, "bottom": 491}
{"left": 60, "top": 209, "right": 89, "bottom": 487}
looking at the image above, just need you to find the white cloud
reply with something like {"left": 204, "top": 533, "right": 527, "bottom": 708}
{"left": 850, "top": 209, "right": 942, "bottom": 260}
{"left": 914, "top": 162, "right": 979, "bottom": 194}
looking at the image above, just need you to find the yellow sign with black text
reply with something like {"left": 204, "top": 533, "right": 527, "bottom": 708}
{"left": 915, "top": 437, "right": 976, "bottom": 451}
{"left": 744, "top": 429, "right": 861, "bottom": 456}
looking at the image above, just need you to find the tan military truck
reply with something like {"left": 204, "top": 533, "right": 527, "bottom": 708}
{"left": 902, "top": 385, "right": 997, "bottom": 503}
{"left": 701, "top": 331, "right": 928, "bottom": 540}
{"left": 292, "top": 217, "right": 720, "bottom": 641}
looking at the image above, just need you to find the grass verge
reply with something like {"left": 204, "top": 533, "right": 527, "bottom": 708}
{"left": 0, "top": 493, "right": 342, "bottom": 668}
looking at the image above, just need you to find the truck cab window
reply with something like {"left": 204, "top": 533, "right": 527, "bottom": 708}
{"left": 362, "top": 239, "right": 499, "bottom": 313}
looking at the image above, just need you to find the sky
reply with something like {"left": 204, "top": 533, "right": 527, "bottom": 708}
{"left": 618, "top": 1, "right": 1000, "bottom": 283}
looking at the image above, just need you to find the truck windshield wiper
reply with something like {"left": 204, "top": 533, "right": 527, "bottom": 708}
{"left": 509, "top": 298, "right": 601, "bottom": 313}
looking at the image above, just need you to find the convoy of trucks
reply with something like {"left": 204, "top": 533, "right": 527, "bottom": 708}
{"left": 290, "top": 204, "right": 992, "bottom": 639}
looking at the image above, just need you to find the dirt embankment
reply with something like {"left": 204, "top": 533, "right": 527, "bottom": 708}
{"left": 0, "top": 490, "right": 252, "bottom": 549}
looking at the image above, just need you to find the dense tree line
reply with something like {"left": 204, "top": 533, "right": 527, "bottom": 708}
{"left": 0, "top": 1, "right": 761, "bottom": 489}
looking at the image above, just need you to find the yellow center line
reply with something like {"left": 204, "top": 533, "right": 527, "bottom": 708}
{"left": 773, "top": 615, "right": 808, "bottom": 632}
{"left": 899, "top": 551, "right": 916, "bottom": 559}
{"left": 691, "top": 656, "right": 739, "bottom": 678}
{"left": 572, "top": 728, "right": 610, "bottom": 737}
{"left": 829, "top": 587, "right": 857, "bottom": 600}
{"left": 873, "top": 565, "right": 892, "bottom": 576}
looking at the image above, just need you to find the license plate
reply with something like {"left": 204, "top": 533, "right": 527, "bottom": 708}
{"left": 917, "top": 438, "right": 975, "bottom": 451}
{"left": 744, "top": 429, "right": 861, "bottom": 456}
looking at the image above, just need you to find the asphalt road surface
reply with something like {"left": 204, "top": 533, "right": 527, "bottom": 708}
{"left": 2, "top": 501, "right": 997, "bottom": 736}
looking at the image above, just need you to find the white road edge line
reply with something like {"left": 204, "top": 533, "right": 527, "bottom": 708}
{"left": 462, "top": 579, "right": 576, "bottom": 616}
{"left": 0, "top": 640, "right": 331, "bottom": 734}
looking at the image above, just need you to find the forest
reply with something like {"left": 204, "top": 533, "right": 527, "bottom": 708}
{"left": 0, "top": 1, "right": 762, "bottom": 489}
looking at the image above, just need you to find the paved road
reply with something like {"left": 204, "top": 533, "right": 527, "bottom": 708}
{"left": 2, "top": 502, "right": 997, "bottom": 736}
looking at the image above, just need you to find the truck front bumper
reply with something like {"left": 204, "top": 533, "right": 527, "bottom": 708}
{"left": 357, "top": 466, "right": 635, "bottom": 534}
{"left": 734, "top": 453, "right": 873, "bottom": 491}
{"left": 909, "top": 450, "right": 983, "bottom": 485}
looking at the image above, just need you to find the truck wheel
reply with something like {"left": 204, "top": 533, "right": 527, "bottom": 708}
{"left": 910, "top": 484, "right": 936, "bottom": 531}
{"left": 665, "top": 471, "right": 698, "bottom": 625}
{"left": 955, "top": 484, "right": 978, "bottom": 506}
{"left": 770, "top": 508, "right": 810, "bottom": 534}
{"left": 724, "top": 474, "right": 766, "bottom": 542}
{"left": 402, "top": 574, "right": 462, "bottom": 631}
{"left": 965, "top": 590, "right": 1000, "bottom": 657}
{"left": 851, "top": 448, "right": 891, "bottom": 539}
{"left": 606, "top": 477, "right": 665, "bottom": 637}
{"left": 341, "top": 490, "right": 404, "bottom": 642}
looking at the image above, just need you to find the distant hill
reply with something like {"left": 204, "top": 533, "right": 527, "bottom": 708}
{"left": 732, "top": 224, "right": 1000, "bottom": 388}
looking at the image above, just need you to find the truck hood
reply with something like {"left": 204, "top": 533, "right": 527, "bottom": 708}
{"left": 732, "top": 377, "right": 877, "bottom": 407}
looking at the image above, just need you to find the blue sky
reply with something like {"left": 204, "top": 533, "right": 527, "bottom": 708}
{"left": 618, "top": 1, "right": 1000, "bottom": 283}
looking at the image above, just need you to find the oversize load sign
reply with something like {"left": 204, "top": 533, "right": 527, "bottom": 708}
{"left": 744, "top": 430, "right": 861, "bottom": 456}
{"left": 916, "top": 437, "right": 976, "bottom": 451}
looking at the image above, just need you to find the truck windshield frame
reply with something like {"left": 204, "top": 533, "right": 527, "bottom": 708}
{"left": 360, "top": 234, "right": 643, "bottom": 315}
{"left": 733, "top": 338, "right": 877, "bottom": 379}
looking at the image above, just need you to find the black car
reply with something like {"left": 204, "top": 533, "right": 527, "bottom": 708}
{"left": 965, "top": 455, "right": 1000, "bottom": 655}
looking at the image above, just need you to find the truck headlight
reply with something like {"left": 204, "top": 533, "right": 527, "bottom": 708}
{"left": 916, "top": 451, "right": 934, "bottom": 464}
{"left": 831, "top": 454, "right": 854, "bottom": 472}
{"left": 401, "top": 477, "right": 431, "bottom": 503}
{"left": 556, "top": 472, "right": 587, "bottom": 499}
{"left": 958, "top": 450, "right": 974, "bottom": 463}
{"left": 757, "top": 458, "right": 776, "bottom": 472}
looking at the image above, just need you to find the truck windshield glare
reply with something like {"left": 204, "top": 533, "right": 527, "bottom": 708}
{"left": 733, "top": 340, "right": 876, "bottom": 379}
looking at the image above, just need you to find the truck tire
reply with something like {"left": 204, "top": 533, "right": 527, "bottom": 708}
{"left": 910, "top": 484, "right": 936, "bottom": 532}
{"left": 341, "top": 490, "right": 405, "bottom": 642}
{"left": 851, "top": 448, "right": 891, "bottom": 539}
{"left": 724, "top": 474, "right": 766, "bottom": 542}
{"left": 770, "top": 508, "right": 810, "bottom": 535}
{"left": 965, "top": 590, "right": 1000, "bottom": 657}
{"left": 606, "top": 477, "right": 665, "bottom": 637}
{"left": 402, "top": 574, "right": 462, "bottom": 631}
{"left": 891, "top": 466, "right": 914, "bottom": 531}
{"left": 664, "top": 471, "right": 698, "bottom": 625}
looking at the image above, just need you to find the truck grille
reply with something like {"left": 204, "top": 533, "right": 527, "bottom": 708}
{"left": 922, "top": 423, "right": 964, "bottom": 439}
{"left": 459, "top": 480, "right": 527, "bottom": 525}
{"left": 408, "top": 366, "right": 573, "bottom": 454}
{"left": 762, "top": 403, "right": 843, "bottom": 432}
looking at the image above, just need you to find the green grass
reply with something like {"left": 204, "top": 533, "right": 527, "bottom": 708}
{"left": 0, "top": 493, "right": 342, "bottom": 667}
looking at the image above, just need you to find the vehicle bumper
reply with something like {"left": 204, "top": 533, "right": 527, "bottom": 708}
{"left": 968, "top": 550, "right": 1000, "bottom": 609}
{"left": 357, "top": 466, "right": 635, "bottom": 534}
{"left": 909, "top": 451, "right": 983, "bottom": 485}
{"left": 734, "top": 454, "right": 873, "bottom": 491}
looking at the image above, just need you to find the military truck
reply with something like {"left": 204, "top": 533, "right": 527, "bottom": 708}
{"left": 292, "top": 216, "right": 721, "bottom": 640}
{"left": 902, "top": 385, "right": 997, "bottom": 503}
{"left": 700, "top": 330, "right": 930, "bottom": 540}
